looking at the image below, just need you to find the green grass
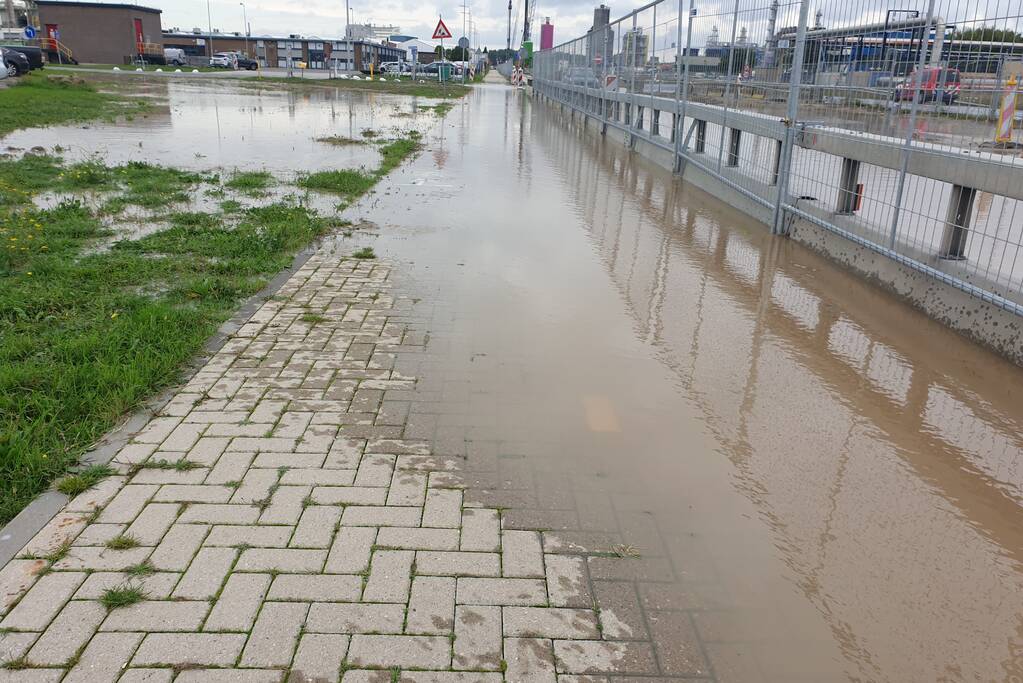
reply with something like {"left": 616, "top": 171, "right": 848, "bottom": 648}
{"left": 377, "top": 135, "right": 423, "bottom": 176}
{"left": 298, "top": 169, "right": 377, "bottom": 196}
{"left": 100, "top": 163, "right": 206, "bottom": 214}
{"left": 54, "top": 63, "right": 224, "bottom": 73}
{"left": 0, "top": 73, "right": 149, "bottom": 136}
{"left": 124, "top": 559, "right": 156, "bottom": 577}
{"left": 0, "top": 174, "right": 331, "bottom": 524}
{"left": 105, "top": 534, "right": 141, "bottom": 550}
{"left": 314, "top": 135, "right": 366, "bottom": 146}
{"left": 100, "top": 584, "right": 147, "bottom": 610}
{"left": 225, "top": 171, "right": 274, "bottom": 196}
{"left": 54, "top": 464, "right": 116, "bottom": 497}
{"left": 242, "top": 75, "right": 471, "bottom": 99}
{"left": 352, "top": 247, "right": 376, "bottom": 260}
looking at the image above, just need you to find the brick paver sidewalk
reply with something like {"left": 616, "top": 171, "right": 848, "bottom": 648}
{"left": 0, "top": 247, "right": 641, "bottom": 682}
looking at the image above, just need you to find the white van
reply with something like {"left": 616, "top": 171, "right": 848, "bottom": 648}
{"left": 164, "top": 48, "right": 187, "bottom": 66}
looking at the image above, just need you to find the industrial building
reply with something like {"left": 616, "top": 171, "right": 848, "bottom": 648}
{"left": 35, "top": 0, "right": 162, "bottom": 65}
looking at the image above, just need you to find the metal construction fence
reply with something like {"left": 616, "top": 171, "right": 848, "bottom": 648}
{"left": 533, "top": 0, "right": 1023, "bottom": 315}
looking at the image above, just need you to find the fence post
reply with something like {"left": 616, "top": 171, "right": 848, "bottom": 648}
{"left": 674, "top": 0, "right": 694, "bottom": 172}
{"left": 770, "top": 0, "right": 810, "bottom": 235}
{"left": 717, "top": 0, "right": 741, "bottom": 173}
{"left": 887, "top": 0, "right": 936, "bottom": 249}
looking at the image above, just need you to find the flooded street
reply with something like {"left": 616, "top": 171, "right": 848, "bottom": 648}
{"left": 4, "top": 76, "right": 1023, "bottom": 681}
{"left": 353, "top": 85, "right": 1023, "bottom": 681}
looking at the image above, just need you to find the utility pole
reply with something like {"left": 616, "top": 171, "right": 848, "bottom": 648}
{"left": 206, "top": 0, "right": 213, "bottom": 59}
{"left": 462, "top": 0, "right": 466, "bottom": 83}
{"left": 239, "top": 2, "right": 248, "bottom": 57}
{"left": 506, "top": 0, "right": 512, "bottom": 51}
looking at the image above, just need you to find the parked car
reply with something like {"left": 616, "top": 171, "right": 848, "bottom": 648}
{"left": 1, "top": 48, "right": 30, "bottom": 77}
{"left": 164, "top": 48, "right": 187, "bottom": 66}
{"left": 209, "top": 52, "right": 238, "bottom": 69}
{"left": 228, "top": 52, "right": 259, "bottom": 70}
{"left": 1, "top": 45, "right": 43, "bottom": 70}
{"left": 894, "top": 66, "right": 960, "bottom": 104}
{"left": 563, "top": 66, "right": 598, "bottom": 87}
{"left": 0, "top": 54, "right": 7, "bottom": 82}
{"left": 380, "top": 61, "right": 409, "bottom": 74}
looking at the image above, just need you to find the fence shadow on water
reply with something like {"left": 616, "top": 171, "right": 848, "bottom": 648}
{"left": 533, "top": 0, "right": 1023, "bottom": 347}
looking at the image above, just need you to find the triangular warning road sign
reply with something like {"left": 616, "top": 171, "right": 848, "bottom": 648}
{"left": 432, "top": 18, "right": 452, "bottom": 40}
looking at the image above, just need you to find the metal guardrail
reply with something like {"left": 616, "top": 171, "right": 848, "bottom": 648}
{"left": 533, "top": 0, "right": 1023, "bottom": 315}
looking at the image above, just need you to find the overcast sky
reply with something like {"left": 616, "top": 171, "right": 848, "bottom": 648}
{"left": 143, "top": 0, "right": 656, "bottom": 48}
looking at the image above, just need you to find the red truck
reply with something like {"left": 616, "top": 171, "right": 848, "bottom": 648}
{"left": 894, "top": 66, "right": 961, "bottom": 104}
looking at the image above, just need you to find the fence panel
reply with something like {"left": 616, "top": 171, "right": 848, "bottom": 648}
{"left": 533, "top": 0, "right": 1023, "bottom": 315}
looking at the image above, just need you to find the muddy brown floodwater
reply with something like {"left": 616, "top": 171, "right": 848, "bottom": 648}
{"left": 6, "top": 77, "right": 1022, "bottom": 681}
{"left": 351, "top": 84, "right": 1023, "bottom": 681}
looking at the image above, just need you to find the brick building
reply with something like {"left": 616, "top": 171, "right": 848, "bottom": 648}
{"left": 36, "top": 1, "right": 163, "bottom": 65}
{"left": 161, "top": 31, "right": 405, "bottom": 73}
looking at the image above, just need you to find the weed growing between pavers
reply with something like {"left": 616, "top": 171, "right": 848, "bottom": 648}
{"left": 352, "top": 247, "right": 376, "bottom": 260}
{"left": 100, "top": 584, "right": 147, "bottom": 610}
{"left": 54, "top": 464, "right": 116, "bottom": 497}
{"left": 0, "top": 73, "right": 150, "bottom": 137}
{"left": 105, "top": 534, "right": 141, "bottom": 550}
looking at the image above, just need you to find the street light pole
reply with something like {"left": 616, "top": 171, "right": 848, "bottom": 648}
{"left": 206, "top": 0, "right": 213, "bottom": 59}
{"left": 239, "top": 2, "right": 249, "bottom": 57}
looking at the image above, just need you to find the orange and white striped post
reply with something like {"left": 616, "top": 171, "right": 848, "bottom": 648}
{"left": 995, "top": 74, "right": 1018, "bottom": 143}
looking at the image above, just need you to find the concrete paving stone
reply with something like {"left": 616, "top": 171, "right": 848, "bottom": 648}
{"left": 206, "top": 452, "right": 255, "bottom": 485}
{"left": 128, "top": 466, "right": 208, "bottom": 486}
{"left": 125, "top": 503, "right": 180, "bottom": 545}
{"left": 230, "top": 469, "right": 280, "bottom": 505}
{"left": 645, "top": 610, "right": 712, "bottom": 676}
{"left": 451, "top": 605, "right": 501, "bottom": 671}
{"left": 421, "top": 489, "right": 462, "bottom": 528}
{"left": 546, "top": 555, "right": 593, "bottom": 608}
{"left": 415, "top": 551, "right": 500, "bottom": 577}
{"left": 131, "top": 633, "right": 246, "bottom": 667}
{"left": 206, "top": 423, "right": 275, "bottom": 437}
{"left": 366, "top": 439, "right": 431, "bottom": 456}
{"left": 134, "top": 417, "right": 182, "bottom": 444}
{"left": 63, "top": 632, "right": 144, "bottom": 683}
{"left": 184, "top": 436, "right": 231, "bottom": 466}
{"left": 53, "top": 546, "right": 152, "bottom": 572}
{"left": 176, "top": 671, "right": 283, "bottom": 682}
{"left": 323, "top": 438, "right": 365, "bottom": 470}
{"left": 0, "top": 631, "right": 37, "bottom": 664}
{"left": 240, "top": 601, "right": 307, "bottom": 667}
{"left": 400, "top": 674, "right": 503, "bottom": 683}
{"left": 290, "top": 506, "right": 342, "bottom": 548}
{"left": 586, "top": 557, "right": 675, "bottom": 583}
{"left": 235, "top": 548, "right": 326, "bottom": 573}
{"left": 250, "top": 400, "right": 287, "bottom": 424}
{"left": 227, "top": 437, "right": 297, "bottom": 453}
{"left": 180, "top": 504, "right": 261, "bottom": 525}
{"left": 204, "top": 573, "right": 271, "bottom": 632}
{"left": 101, "top": 600, "right": 209, "bottom": 632}
{"left": 153, "top": 485, "right": 232, "bottom": 504}
{"left": 353, "top": 454, "right": 396, "bottom": 487}
{"left": 386, "top": 471, "right": 427, "bottom": 506}
{"left": 502, "top": 530, "right": 545, "bottom": 578}
{"left": 406, "top": 576, "right": 455, "bottom": 635}
{"left": 159, "top": 422, "right": 206, "bottom": 452}
{"left": 0, "top": 571, "right": 86, "bottom": 630}
{"left": 363, "top": 550, "right": 413, "bottom": 603}
{"left": 457, "top": 578, "right": 548, "bottom": 606}
{"left": 73, "top": 523, "right": 127, "bottom": 546}
{"left": 347, "top": 634, "right": 450, "bottom": 669}
{"left": 556, "top": 677, "right": 608, "bottom": 683}
{"left": 24, "top": 601, "right": 101, "bottom": 662}
{"left": 118, "top": 669, "right": 174, "bottom": 683}
{"left": 173, "top": 547, "right": 237, "bottom": 599}
{"left": 203, "top": 526, "right": 292, "bottom": 550}
{"left": 291, "top": 634, "right": 349, "bottom": 682}
{"left": 259, "top": 486, "right": 311, "bottom": 525}
{"left": 376, "top": 527, "right": 459, "bottom": 551}
{"left": 0, "top": 669, "right": 64, "bottom": 682}
{"left": 296, "top": 424, "right": 340, "bottom": 453}
{"left": 592, "top": 581, "right": 646, "bottom": 640}
{"left": 113, "top": 442, "right": 158, "bottom": 466}
{"left": 311, "top": 486, "right": 388, "bottom": 506}
{"left": 504, "top": 607, "right": 601, "bottom": 640}
{"left": 427, "top": 472, "right": 464, "bottom": 490}
{"left": 552, "top": 640, "right": 659, "bottom": 675}
{"left": 96, "top": 485, "right": 159, "bottom": 524}
{"left": 267, "top": 574, "right": 361, "bottom": 602}
{"left": 252, "top": 452, "right": 326, "bottom": 469}
{"left": 339, "top": 672, "right": 392, "bottom": 683}
{"left": 325, "top": 527, "right": 377, "bottom": 574}
{"left": 281, "top": 469, "right": 356, "bottom": 486}
{"left": 20, "top": 512, "right": 91, "bottom": 558}
{"left": 1, "top": 561, "right": 45, "bottom": 617}
{"left": 150, "top": 524, "right": 209, "bottom": 571}
{"left": 75, "top": 572, "right": 179, "bottom": 600}
{"left": 305, "top": 603, "right": 406, "bottom": 634}
{"left": 341, "top": 506, "right": 421, "bottom": 527}
{"left": 460, "top": 509, "right": 500, "bottom": 552}
{"left": 505, "top": 637, "right": 558, "bottom": 683}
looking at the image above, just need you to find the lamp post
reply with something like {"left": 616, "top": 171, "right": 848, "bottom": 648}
{"left": 206, "top": 0, "right": 213, "bottom": 59}
{"left": 239, "top": 2, "right": 249, "bottom": 57}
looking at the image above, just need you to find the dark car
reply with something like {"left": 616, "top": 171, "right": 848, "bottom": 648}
{"left": 1, "top": 45, "right": 43, "bottom": 70}
{"left": 230, "top": 52, "right": 259, "bottom": 70}
{"left": 1, "top": 48, "right": 30, "bottom": 76}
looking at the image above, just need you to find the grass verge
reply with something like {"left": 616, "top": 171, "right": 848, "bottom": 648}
{"left": 241, "top": 75, "right": 471, "bottom": 99}
{"left": 0, "top": 73, "right": 149, "bottom": 136}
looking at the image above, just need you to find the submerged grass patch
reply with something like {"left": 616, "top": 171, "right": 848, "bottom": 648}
{"left": 0, "top": 73, "right": 150, "bottom": 136}
{"left": 0, "top": 172, "right": 330, "bottom": 524}
{"left": 298, "top": 169, "right": 377, "bottom": 196}
{"left": 225, "top": 171, "right": 274, "bottom": 196}
{"left": 315, "top": 135, "right": 366, "bottom": 146}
